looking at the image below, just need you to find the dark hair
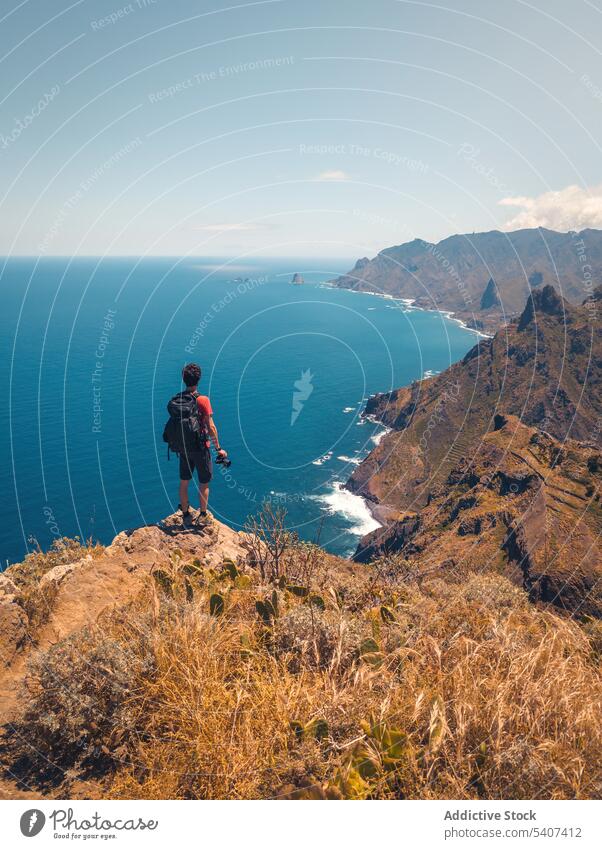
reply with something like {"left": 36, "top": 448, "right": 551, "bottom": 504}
{"left": 182, "top": 363, "right": 201, "bottom": 387}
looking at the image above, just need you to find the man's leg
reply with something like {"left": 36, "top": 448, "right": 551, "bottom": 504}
{"left": 178, "top": 453, "right": 193, "bottom": 514}
{"left": 199, "top": 483, "right": 209, "bottom": 512}
{"left": 179, "top": 478, "right": 190, "bottom": 511}
{"left": 197, "top": 448, "right": 213, "bottom": 519}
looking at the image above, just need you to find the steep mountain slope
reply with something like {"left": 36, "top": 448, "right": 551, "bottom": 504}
{"left": 348, "top": 286, "right": 602, "bottom": 615}
{"left": 331, "top": 228, "right": 602, "bottom": 331}
{"left": 348, "top": 285, "right": 601, "bottom": 513}
{"left": 355, "top": 414, "right": 602, "bottom": 617}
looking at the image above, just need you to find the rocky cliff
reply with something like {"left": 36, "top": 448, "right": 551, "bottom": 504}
{"left": 349, "top": 285, "right": 601, "bottom": 508}
{"left": 480, "top": 277, "right": 501, "bottom": 310}
{"left": 349, "top": 286, "right": 602, "bottom": 617}
{"left": 0, "top": 515, "right": 245, "bottom": 722}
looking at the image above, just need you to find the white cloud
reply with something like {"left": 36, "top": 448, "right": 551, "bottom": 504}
{"left": 194, "top": 223, "right": 262, "bottom": 232}
{"left": 314, "top": 170, "right": 349, "bottom": 181}
{"left": 499, "top": 184, "right": 602, "bottom": 231}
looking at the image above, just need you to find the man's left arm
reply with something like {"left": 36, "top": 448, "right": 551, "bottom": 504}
{"left": 207, "top": 416, "right": 226, "bottom": 457}
{"left": 198, "top": 396, "right": 226, "bottom": 456}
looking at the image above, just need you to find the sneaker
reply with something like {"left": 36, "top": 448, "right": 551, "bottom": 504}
{"left": 178, "top": 504, "right": 197, "bottom": 522}
{"left": 196, "top": 510, "right": 214, "bottom": 526}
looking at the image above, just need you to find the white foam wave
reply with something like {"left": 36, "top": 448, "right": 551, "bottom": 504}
{"left": 317, "top": 482, "right": 381, "bottom": 535}
{"left": 342, "top": 406, "right": 355, "bottom": 413}
{"left": 337, "top": 454, "right": 362, "bottom": 465}
{"left": 346, "top": 287, "right": 416, "bottom": 307}
{"left": 371, "top": 426, "right": 392, "bottom": 446}
{"left": 347, "top": 286, "right": 491, "bottom": 337}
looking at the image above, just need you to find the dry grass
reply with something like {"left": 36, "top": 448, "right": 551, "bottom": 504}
{"left": 10, "top": 544, "right": 602, "bottom": 800}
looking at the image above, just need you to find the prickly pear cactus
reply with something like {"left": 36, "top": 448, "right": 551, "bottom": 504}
{"left": 255, "top": 598, "right": 276, "bottom": 625}
{"left": 209, "top": 593, "right": 225, "bottom": 616}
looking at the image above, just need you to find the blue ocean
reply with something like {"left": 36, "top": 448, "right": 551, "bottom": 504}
{"left": 0, "top": 257, "right": 477, "bottom": 566}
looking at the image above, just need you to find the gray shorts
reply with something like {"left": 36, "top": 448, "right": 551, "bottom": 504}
{"left": 179, "top": 447, "right": 212, "bottom": 484}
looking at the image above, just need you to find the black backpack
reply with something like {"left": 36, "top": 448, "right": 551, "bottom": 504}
{"left": 163, "top": 391, "right": 206, "bottom": 457}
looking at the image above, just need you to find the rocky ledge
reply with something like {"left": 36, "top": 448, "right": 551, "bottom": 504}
{"left": 0, "top": 514, "right": 246, "bottom": 703}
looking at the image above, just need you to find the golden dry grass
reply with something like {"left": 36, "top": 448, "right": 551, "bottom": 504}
{"left": 117, "top": 573, "right": 602, "bottom": 800}
{"left": 12, "top": 550, "right": 602, "bottom": 800}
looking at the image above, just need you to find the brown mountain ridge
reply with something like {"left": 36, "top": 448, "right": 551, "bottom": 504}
{"left": 331, "top": 227, "right": 602, "bottom": 333}
{"left": 349, "top": 286, "right": 602, "bottom": 617}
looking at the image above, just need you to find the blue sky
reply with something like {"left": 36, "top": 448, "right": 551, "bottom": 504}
{"left": 1, "top": 0, "right": 602, "bottom": 257}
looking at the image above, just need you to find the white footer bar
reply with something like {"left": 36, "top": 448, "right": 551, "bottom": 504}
{"left": 0, "top": 799, "right": 599, "bottom": 848}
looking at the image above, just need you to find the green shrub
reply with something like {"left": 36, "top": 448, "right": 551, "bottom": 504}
{"left": 13, "top": 618, "right": 155, "bottom": 774}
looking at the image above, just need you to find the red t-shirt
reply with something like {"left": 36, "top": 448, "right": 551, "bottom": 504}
{"left": 196, "top": 395, "right": 212, "bottom": 448}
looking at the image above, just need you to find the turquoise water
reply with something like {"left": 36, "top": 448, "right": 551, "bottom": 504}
{"left": 0, "top": 257, "right": 476, "bottom": 565}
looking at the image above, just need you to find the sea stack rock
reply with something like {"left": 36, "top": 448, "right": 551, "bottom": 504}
{"left": 480, "top": 277, "right": 501, "bottom": 310}
{"left": 291, "top": 273, "right": 304, "bottom": 285}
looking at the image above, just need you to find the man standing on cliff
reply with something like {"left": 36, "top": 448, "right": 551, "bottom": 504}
{"left": 164, "top": 362, "right": 227, "bottom": 524}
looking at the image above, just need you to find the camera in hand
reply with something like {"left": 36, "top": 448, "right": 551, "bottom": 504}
{"left": 216, "top": 452, "right": 231, "bottom": 468}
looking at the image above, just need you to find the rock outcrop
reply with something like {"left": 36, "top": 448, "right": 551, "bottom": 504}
{"left": 0, "top": 515, "right": 246, "bottom": 713}
{"left": 0, "top": 576, "right": 28, "bottom": 669}
{"left": 352, "top": 256, "right": 370, "bottom": 273}
{"left": 517, "top": 283, "right": 568, "bottom": 330}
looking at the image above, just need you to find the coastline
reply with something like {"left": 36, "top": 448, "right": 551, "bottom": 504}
{"left": 340, "top": 412, "right": 395, "bottom": 553}
{"left": 317, "top": 278, "right": 487, "bottom": 557}
{"left": 314, "top": 415, "right": 394, "bottom": 556}
{"left": 321, "top": 280, "right": 494, "bottom": 339}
